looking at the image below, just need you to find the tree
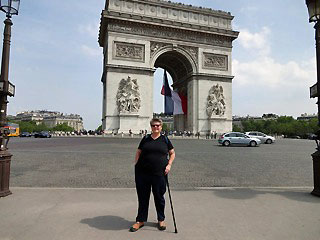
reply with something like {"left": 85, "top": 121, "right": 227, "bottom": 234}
{"left": 16, "top": 121, "right": 37, "bottom": 133}
{"left": 52, "top": 123, "right": 74, "bottom": 132}
{"left": 232, "top": 124, "right": 242, "bottom": 132}
{"left": 34, "top": 123, "right": 49, "bottom": 132}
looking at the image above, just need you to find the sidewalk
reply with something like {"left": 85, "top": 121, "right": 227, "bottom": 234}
{"left": 0, "top": 187, "right": 319, "bottom": 240}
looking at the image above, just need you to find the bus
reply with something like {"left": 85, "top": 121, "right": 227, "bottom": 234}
{"left": 5, "top": 122, "right": 20, "bottom": 137}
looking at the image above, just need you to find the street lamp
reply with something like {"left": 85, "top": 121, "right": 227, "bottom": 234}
{"left": 306, "top": 0, "right": 320, "bottom": 197}
{"left": 0, "top": 0, "right": 19, "bottom": 198}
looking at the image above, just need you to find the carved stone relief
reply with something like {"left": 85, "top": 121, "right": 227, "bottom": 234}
{"left": 109, "top": 22, "right": 232, "bottom": 48}
{"left": 116, "top": 76, "right": 141, "bottom": 114}
{"left": 114, "top": 41, "right": 145, "bottom": 62}
{"left": 203, "top": 53, "right": 228, "bottom": 70}
{"left": 179, "top": 45, "right": 198, "bottom": 62}
{"left": 206, "top": 84, "right": 226, "bottom": 117}
{"left": 150, "top": 41, "right": 172, "bottom": 58}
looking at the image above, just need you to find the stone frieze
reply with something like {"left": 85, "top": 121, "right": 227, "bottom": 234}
{"left": 108, "top": 22, "right": 232, "bottom": 48}
{"left": 203, "top": 53, "right": 228, "bottom": 70}
{"left": 179, "top": 45, "right": 198, "bottom": 62}
{"left": 150, "top": 41, "right": 172, "bottom": 58}
{"left": 114, "top": 41, "right": 145, "bottom": 62}
{"left": 108, "top": 0, "right": 233, "bottom": 30}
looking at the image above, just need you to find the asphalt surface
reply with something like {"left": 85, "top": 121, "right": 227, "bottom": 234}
{"left": 2, "top": 137, "right": 320, "bottom": 240}
{"left": 8, "top": 136, "right": 315, "bottom": 188}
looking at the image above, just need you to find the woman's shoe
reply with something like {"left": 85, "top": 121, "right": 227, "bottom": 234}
{"left": 158, "top": 221, "right": 166, "bottom": 231}
{"left": 129, "top": 222, "right": 144, "bottom": 232}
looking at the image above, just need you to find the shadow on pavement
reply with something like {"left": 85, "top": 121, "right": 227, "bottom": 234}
{"left": 80, "top": 215, "right": 132, "bottom": 230}
{"left": 212, "top": 188, "right": 320, "bottom": 203}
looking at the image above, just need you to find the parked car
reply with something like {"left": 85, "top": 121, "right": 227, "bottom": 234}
{"left": 34, "top": 131, "right": 51, "bottom": 138}
{"left": 245, "top": 131, "right": 275, "bottom": 144}
{"left": 20, "top": 132, "right": 31, "bottom": 137}
{"left": 218, "top": 132, "right": 261, "bottom": 147}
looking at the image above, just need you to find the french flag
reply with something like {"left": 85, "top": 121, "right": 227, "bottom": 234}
{"left": 161, "top": 70, "right": 187, "bottom": 115}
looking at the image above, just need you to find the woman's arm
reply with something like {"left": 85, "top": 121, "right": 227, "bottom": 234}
{"left": 165, "top": 149, "right": 175, "bottom": 175}
{"left": 135, "top": 149, "right": 142, "bottom": 164}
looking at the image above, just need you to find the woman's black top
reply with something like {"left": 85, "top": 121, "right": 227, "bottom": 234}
{"left": 135, "top": 135, "right": 174, "bottom": 176}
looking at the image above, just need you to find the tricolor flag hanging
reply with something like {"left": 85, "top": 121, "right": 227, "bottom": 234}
{"left": 161, "top": 70, "right": 187, "bottom": 115}
{"left": 161, "top": 70, "right": 174, "bottom": 115}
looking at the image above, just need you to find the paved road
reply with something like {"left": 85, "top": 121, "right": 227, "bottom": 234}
{"left": 8, "top": 137, "right": 315, "bottom": 188}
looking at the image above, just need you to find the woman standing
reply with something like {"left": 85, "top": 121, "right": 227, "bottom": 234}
{"left": 130, "top": 118, "right": 175, "bottom": 232}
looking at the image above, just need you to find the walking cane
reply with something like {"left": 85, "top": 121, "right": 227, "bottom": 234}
{"left": 165, "top": 175, "right": 178, "bottom": 233}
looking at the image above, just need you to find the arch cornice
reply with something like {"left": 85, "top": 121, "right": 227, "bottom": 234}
{"left": 151, "top": 45, "right": 198, "bottom": 74}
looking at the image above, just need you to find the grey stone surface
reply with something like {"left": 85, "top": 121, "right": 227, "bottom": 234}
{"left": 0, "top": 187, "right": 319, "bottom": 240}
{"left": 8, "top": 137, "right": 315, "bottom": 188}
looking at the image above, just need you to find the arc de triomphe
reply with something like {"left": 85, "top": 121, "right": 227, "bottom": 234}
{"left": 99, "top": 0, "right": 238, "bottom": 134}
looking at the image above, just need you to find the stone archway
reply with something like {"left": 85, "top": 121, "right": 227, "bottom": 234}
{"left": 152, "top": 46, "right": 195, "bottom": 131}
{"left": 99, "top": 0, "right": 238, "bottom": 134}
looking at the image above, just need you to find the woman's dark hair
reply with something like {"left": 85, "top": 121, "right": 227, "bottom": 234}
{"left": 150, "top": 118, "right": 163, "bottom": 126}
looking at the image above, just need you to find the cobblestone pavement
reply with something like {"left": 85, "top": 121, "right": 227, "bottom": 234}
{"left": 8, "top": 136, "right": 315, "bottom": 188}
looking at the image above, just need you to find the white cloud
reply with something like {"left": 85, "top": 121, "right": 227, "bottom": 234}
{"left": 233, "top": 56, "right": 315, "bottom": 88}
{"left": 78, "top": 23, "right": 100, "bottom": 38}
{"left": 232, "top": 56, "right": 317, "bottom": 117}
{"left": 238, "top": 27, "right": 271, "bottom": 56}
{"left": 81, "top": 45, "right": 101, "bottom": 57}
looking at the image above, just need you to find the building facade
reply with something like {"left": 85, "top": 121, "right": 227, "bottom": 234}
{"left": 11, "top": 110, "right": 84, "bottom": 131}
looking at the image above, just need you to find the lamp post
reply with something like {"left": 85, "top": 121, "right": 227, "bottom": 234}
{"left": 306, "top": 0, "right": 320, "bottom": 197}
{"left": 0, "top": 0, "right": 20, "bottom": 198}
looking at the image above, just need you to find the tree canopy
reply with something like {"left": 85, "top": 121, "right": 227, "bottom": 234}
{"left": 233, "top": 117, "right": 319, "bottom": 138}
{"left": 11, "top": 120, "right": 74, "bottom": 133}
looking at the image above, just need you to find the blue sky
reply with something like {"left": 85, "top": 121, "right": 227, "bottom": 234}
{"left": 2, "top": 0, "right": 317, "bottom": 129}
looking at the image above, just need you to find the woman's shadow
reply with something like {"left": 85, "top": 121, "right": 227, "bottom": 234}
{"left": 80, "top": 215, "right": 133, "bottom": 231}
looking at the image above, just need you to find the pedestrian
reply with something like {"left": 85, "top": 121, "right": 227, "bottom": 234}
{"left": 130, "top": 118, "right": 175, "bottom": 232}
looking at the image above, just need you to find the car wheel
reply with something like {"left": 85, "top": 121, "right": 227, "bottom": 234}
{"left": 266, "top": 139, "right": 272, "bottom": 144}
{"left": 223, "top": 140, "right": 230, "bottom": 146}
{"left": 249, "top": 141, "right": 257, "bottom": 147}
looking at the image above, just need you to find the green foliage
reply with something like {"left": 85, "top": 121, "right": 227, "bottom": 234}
{"left": 162, "top": 123, "right": 169, "bottom": 131}
{"left": 239, "top": 117, "right": 319, "bottom": 138}
{"left": 10, "top": 121, "right": 74, "bottom": 133}
{"left": 34, "top": 123, "right": 50, "bottom": 132}
{"left": 96, "top": 125, "right": 102, "bottom": 131}
{"left": 16, "top": 121, "right": 38, "bottom": 133}
{"left": 232, "top": 124, "right": 242, "bottom": 132}
{"left": 52, "top": 123, "right": 74, "bottom": 132}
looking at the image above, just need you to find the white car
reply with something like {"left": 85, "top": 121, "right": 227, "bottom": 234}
{"left": 218, "top": 132, "right": 261, "bottom": 147}
{"left": 245, "top": 131, "right": 275, "bottom": 144}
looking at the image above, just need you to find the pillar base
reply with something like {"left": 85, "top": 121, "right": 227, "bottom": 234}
{"left": 0, "top": 189, "right": 11, "bottom": 197}
{"left": 0, "top": 150, "right": 12, "bottom": 198}
{"left": 311, "top": 188, "right": 320, "bottom": 197}
{"left": 311, "top": 150, "right": 320, "bottom": 197}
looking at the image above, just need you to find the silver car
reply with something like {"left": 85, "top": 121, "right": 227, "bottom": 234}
{"left": 218, "top": 132, "right": 261, "bottom": 147}
{"left": 245, "top": 131, "right": 275, "bottom": 144}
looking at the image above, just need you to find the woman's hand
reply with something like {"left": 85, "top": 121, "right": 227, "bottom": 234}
{"left": 135, "top": 149, "right": 141, "bottom": 165}
{"left": 165, "top": 164, "right": 171, "bottom": 175}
